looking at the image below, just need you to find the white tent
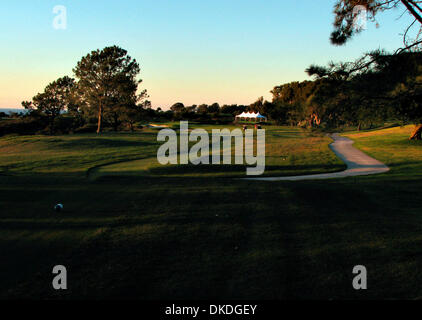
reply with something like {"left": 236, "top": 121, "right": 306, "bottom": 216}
{"left": 235, "top": 111, "right": 267, "bottom": 122}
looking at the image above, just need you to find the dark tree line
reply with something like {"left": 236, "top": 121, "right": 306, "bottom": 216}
{"left": 3, "top": 1, "right": 422, "bottom": 139}
{"left": 259, "top": 51, "right": 422, "bottom": 137}
{"left": 17, "top": 46, "right": 150, "bottom": 135}
{"left": 168, "top": 102, "right": 250, "bottom": 123}
{"left": 4, "top": 45, "right": 256, "bottom": 136}
{"left": 328, "top": 0, "right": 422, "bottom": 139}
{"left": 258, "top": 0, "right": 422, "bottom": 138}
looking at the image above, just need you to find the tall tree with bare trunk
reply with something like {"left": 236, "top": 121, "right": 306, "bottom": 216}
{"left": 73, "top": 46, "right": 142, "bottom": 134}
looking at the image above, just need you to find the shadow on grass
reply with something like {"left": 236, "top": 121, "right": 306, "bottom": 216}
{"left": 3, "top": 168, "right": 422, "bottom": 299}
{"left": 97, "top": 163, "right": 347, "bottom": 178}
{"left": 52, "top": 137, "right": 157, "bottom": 149}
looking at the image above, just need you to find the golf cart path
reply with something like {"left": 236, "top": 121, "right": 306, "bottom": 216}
{"left": 246, "top": 133, "right": 390, "bottom": 181}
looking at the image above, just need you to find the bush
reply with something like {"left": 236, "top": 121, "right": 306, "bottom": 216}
{"left": 215, "top": 116, "right": 234, "bottom": 125}
{"left": 0, "top": 117, "right": 48, "bottom": 136}
{"left": 73, "top": 123, "right": 98, "bottom": 134}
{"left": 52, "top": 116, "right": 79, "bottom": 134}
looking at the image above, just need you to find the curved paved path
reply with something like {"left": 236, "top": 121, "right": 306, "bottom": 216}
{"left": 245, "top": 133, "right": 390, "bottom": 181}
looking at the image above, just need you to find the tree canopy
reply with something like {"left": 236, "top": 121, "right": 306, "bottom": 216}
{"left": 331, "top": 0, "right": 422, "bottom": 52}
{"left": 26, "top": 76, "right": 75, "bottom": 133}
{"left": 73, "top": 46, "right": 144, "bottom": 134}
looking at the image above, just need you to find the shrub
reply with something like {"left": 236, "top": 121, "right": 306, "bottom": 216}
{"left": 54, "top": 115, "right": 85, "bottom": 134}
{"left": 0, "top": 117, "right": 48, "bottom": 136}
{"left": 73, "top": 123, "right": 98, "bottom": 134}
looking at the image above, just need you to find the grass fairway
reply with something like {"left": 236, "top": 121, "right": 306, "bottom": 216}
{"left": 1, "top": 124, "right": 422, "bottom": 299}
{"left": 90, "top": 125, "right": 344, "bottom": 178}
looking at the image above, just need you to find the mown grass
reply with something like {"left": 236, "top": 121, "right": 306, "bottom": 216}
{"left": 91, "top": 125, "right": 344, "bottom": 178}
{"left": 0, "top": 132, "right": 158, "bottom": 174}
{"left": 344, "top": 125, "right": 422, "bottom": 177}
{"left": 0, "top": 126, "right": 343, "bottom": 178}
{"left": 1, "top": 124, "right": 422, "bottom": 300}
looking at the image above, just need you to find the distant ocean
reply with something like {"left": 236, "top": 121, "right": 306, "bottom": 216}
{"left": 0, "top": 108, "right": 29, "bottom": 115}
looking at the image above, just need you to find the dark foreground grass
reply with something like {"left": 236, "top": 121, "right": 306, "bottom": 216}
{"left": 0, "top": 125, "right": 421, "bottom": 299}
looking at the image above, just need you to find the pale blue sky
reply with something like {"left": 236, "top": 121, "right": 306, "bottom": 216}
{"left": 0, "top": 0, "right": 413, "bottom": 109}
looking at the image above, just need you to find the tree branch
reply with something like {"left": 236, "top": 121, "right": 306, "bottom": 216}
{"left": 395, "top": 38, "right": 422, "bottom": 53}
{"left": 401, "top": 0, "right": 422, "bottom": 24}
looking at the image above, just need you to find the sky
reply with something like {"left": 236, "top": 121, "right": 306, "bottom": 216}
{"left": 0, "top": 0, "right": 415, "bottom": 109}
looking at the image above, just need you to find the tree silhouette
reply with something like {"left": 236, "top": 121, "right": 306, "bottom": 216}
{"left": 331, "top": 1, "right": 422, "bottom": 52}
{"left": 30, "top": 76, "right": 75, "bottom": 134}
{"left": 73, "top": 46, "right": 142, "bottom": 134}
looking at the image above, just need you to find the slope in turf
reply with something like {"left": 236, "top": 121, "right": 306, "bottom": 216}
{"left": 90, "top": 125, "right": 345, "bottom": 178}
